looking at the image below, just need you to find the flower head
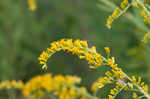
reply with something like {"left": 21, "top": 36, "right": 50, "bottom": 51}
{"left": 38, "top": 39, "right": 103, "bottom": 69}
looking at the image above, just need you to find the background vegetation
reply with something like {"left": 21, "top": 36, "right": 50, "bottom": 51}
{"left": 0, "top": 0, "right": 150, "bottom": 98}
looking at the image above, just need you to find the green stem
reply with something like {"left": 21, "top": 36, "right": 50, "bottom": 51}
{"left": 113, "top": 84, "right": 127, "bottom": 99}
{"left": 136, "top": 0, "right": 150, "bottom": 16}
{"left": 99, "top": 0, "right": 150, "bottom": 32}
{"left": 138, "top": 95, "right": 146, "bottom": 99}
{"left": 109, "top": 4, "right": 131, "bottom": 26}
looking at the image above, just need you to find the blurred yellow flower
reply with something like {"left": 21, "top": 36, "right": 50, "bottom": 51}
{"left": 0, "top": 80, "right": 24, "bottom": 89}
{"left": 28, "top": 0, "right": 36, "bottom": 11}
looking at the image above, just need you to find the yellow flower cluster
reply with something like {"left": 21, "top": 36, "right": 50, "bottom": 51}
{"left": 131, "top": 76, "right": 149, "bottom": 93}
{"left": 38, "top": 39, "right": 103, "bottom": 69}
{"left": 0, "top": 80, "right": 24, "bottom": 89}
{"left": 106, "top": 0, "right": 129, "bottom": 29}
{"left": 91, "top": 71, "right": 114, "bottom": 94}
{"left": 22, "top": 73, "right": 53, "bottom": 97}
{"left": 141, "top": 10, "right": 150, "bottom": 24}
{"left": 106, "top": 8, "right": 122, "bottom": 29}
{"left": 105, "top": 0, "right": 150, "bottom": 29}
{"left": 108, "top": 82, "right": 123, "bottom": 99}
{"left": 107, "top": 57, "right": 124, "bottom": 80}
{"left": 22, "top": 73, "right": 94, "bottom": 99}
{"left": 28, "top": 0, "right": 36, "bottom": 11}
{"left": 132, "top": 0, "right": 150, "bottom": 24}
{"left": 120, "top": 0, "right": 128, "bottom": 9}
{"left": 89, "top": 46, "right": 150, "bottom": 99}
{"left": 97, "top": 71, "right": 114, "bottom": 88}
{"left": 132, "top": 92, "right": 137, "bottom": 99}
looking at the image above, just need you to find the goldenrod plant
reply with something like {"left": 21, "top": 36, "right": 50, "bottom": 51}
{"left": 105, "top": 0, "right": 150, "bottom": 29}
{"left": 106, "top": 0, "right": 130, "bottom": 29}
{"left": 1, "top": 39, "right": 149, "bottom": 99}
{"left": 38, "top": 39, "right": 150, "bottom": 99}
{"left": 1, "top": 0, "right": 150, "bottom": 99}
{"left": 99, "top": 0, "right": 150, "bottom": 44}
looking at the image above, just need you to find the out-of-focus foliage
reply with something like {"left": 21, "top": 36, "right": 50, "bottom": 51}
{"left": 0, "top": 0, "right": 150, "bottom": 98}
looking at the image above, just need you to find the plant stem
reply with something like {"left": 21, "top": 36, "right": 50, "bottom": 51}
{"left": 113, "top": 84, "right": 127, "bottom": 99}
{"left": 136, "top": 0, "right": 150, "bottom": 16}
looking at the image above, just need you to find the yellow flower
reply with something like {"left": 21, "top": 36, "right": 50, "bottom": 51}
{"left": 106, "top": 0, "right": 130, "bottom": 29}
{"left": 38, "top": 51, "right": 49, "bottom": 65}
{"left": 91, "top": 82, "right": 98, "bottom": 92}
{"left": 0, "top": 80, "right": 24, "bottom": 89}
{"left": 131, "top": 76, "right": 149, "bottom": 93}
{"left": 141, "top": 10, "right": 150, "bottom": 24}
{"left": 132, "top": 92, "right": 137, "bottom": 99}
{"left": 107, "top": 57, "right": 124, "bottom": 80}
{"left": 54, "top": 75, "right": 65, "bottom": 83}
{"left": 110, "top": 89, "right": 115, "bottom": 95}
{"left": 59, "top": 87, "right": 68, "bottom": 99}
{"left": 28, "top": 0, "right": 36, "bottom": 11}
{"left": 142, "top": 32, "right": 150, "bottom": 44}
{"left": 80, "top": 86, "right": 87, "bottom": 92}
{"left": 137, "top": 77, "right": 142, "bottom": 85}
{"left": 108, "top": 95, "right": 113, "bottom": 99}
{"left": 97, "top": 71, "right": 113, "bottom": 88}
{"left": 69, "top": 88, "right": 76, "bottom": 96}
{"left": 104, "top": 47, "right": 110, "bottom": 55}
{"left": 106, "top": 8, "right": 122, "bottom": 29}
{"left": 120, "top": 0, "right": 128, "bottom": 9}
{"left": 131, "top": 76, "right": 136, "bottom": 83}
{"left": 107, "top": 57, "right": 115, "bottom": 67}
{"left": 108, "top": 82, "right": 123, "bottom": 98}
{"left": 105, "top": 71, "right": 112, "bottom": 77}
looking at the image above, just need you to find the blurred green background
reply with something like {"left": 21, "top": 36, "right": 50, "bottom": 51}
{"left": 0, "top": 0, "right": 150, "bottom": 98}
